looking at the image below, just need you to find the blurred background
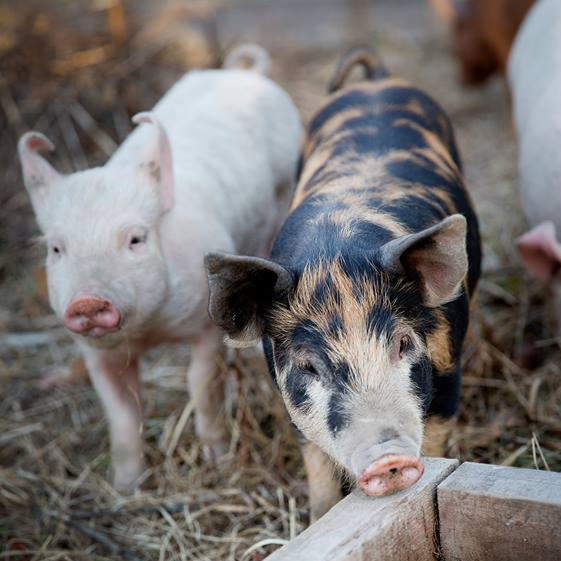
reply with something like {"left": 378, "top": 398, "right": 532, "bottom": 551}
{"left": 1, "top": 1, "right": 559, "bottom": 560}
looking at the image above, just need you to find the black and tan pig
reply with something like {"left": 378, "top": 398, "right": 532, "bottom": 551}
{"left": 205, "top": 49, "right": 482, "bottom": 520}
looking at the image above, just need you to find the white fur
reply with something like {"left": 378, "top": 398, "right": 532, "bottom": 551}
{"left": 508, "top": 0, "right": 561, "bottom": 232}
{"left": 19, "top": 56, "right": 303, "bottom": 487}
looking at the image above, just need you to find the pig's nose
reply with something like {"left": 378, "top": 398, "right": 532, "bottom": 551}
{"left": 64, "top": 297, "right": 121, "bottom": 337}
{"left": 357, "top": 454, "right": 424, "bottom": 497}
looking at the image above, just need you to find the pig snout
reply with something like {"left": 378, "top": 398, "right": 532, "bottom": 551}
{"left": 357, "top": 454, "right": 424, "bottom": 497}
{"left": 64, "top": 296, "right": 121, "bottom": 337}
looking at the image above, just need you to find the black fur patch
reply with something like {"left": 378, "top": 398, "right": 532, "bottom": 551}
{"left": 410, "top": 357, "right": 433, "bottom": 415}
{"left": 327, "top": 393, "right": 349, "bottom": 435}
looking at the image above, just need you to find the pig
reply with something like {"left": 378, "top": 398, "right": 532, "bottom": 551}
{"left": 18, "top": 44, "right": 303, "bottom": 489}
{"left": 429, "top": 0, "right": 535, "bottom": 85}
{"left": 205, "top": 48, "right": 482, "bottom": 521}
{"left": 508, "top": 0, "right": 561, "bottom": 319}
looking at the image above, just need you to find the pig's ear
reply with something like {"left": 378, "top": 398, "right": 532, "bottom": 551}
{"left": 516, "top": 222, "right": 561, "bottom": 281}
{"left": 18, "top": 132, "right": 60, "bottom": 202}
{"left": 379, "top": 214, "right": 468, "bottom": 307}
{"left": 132, "top": 112, "right": 174, "bottom": 212}
{"left": 205, "top": 252, "right": 294, "bottom": 347}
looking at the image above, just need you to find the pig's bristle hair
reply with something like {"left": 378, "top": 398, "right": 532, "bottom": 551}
{"left": 3, "top": 3, "right": 561, "bottom": 560}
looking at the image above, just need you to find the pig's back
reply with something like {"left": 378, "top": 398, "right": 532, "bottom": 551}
{"left": 282, "top": 80, "right": 480, "bottom": 295}
{"left": 110, "top": 69, "right": 302, "bottom": 256}
{"left": 508, "top": 0, "right": 561, "bottom": 129}
{"left": 508, "top": 0, "right": 561, "bottom": 228}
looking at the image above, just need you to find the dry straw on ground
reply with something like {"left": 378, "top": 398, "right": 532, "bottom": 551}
{"left": 1, "top": 2, "right": 560, "bottom": 560}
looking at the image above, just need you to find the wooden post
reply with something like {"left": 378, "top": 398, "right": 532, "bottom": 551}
{"left": 438, "top": 462, "right": 561, "bottom": 561}
{"left": 267, "top": 458, "right": 459, "bottom": 561}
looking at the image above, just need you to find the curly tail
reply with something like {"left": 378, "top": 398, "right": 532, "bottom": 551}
{"left": 223, "top": 43, "right": 271, "bottom": 75}
{"left": 328, "top": 47, "right": 389, "bottom": 93}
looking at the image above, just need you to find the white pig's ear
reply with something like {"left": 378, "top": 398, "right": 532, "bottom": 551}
{"left": 18, "top": 132, "right": 60, "bottom": 202}
{"left": 379, "top": 214, "right": 468, "bottom": 307}
{"left": 132, "top": 112, "right": 174, "bottom": 212}
{"left": 516, "top": 221, "right": 561, "bottom": 281}
{"left": 205, "top": 252, "right": 294, "bottom": 347}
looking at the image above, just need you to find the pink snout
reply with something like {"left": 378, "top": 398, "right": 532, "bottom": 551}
{"left": 64, "top": 297, "right": 121, "bottom": 337}
{"left": 358, "top": 454, "right": 424, "bottom": 497}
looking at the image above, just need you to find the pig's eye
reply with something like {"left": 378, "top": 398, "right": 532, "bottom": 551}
{"left": 128, "top": 231, "right": 147, "bottom": 250}
{"left": 299, "top": 360, "right": 320, "bottom": 380}
{"left": 49, "top": 242, "right": 64, "bottom": 257}
{"left": 399, "top": 335, "right": 413, "bottom": 359}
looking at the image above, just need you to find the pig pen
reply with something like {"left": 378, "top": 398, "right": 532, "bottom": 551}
{"left": 1, "top": 1, "right": 560, "bottom": 560}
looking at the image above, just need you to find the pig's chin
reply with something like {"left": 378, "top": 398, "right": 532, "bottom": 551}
{"left": 71, "top": 326, "right": 125, "bottom": 348}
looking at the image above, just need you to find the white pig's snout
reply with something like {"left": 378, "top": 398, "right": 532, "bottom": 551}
{"left": 64, "top": 295, "right": 122, "bottom": 338}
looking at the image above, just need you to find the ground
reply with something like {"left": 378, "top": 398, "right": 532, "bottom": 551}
{"left": 1, "top": 1, "right": 560, "bottom": 560}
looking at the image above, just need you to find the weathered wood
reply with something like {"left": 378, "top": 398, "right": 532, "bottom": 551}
{"left": 438, "top": 462, "right": 561, "bottom": 561}
{"left": 267, "top": 458, "right": 459, "bottom": 561}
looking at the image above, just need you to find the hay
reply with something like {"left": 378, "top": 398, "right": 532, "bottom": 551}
{"left": 1, "top": 1, "right": 560, "bottom": 560}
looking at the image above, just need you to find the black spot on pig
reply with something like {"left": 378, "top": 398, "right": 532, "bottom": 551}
{"left": 285, "top": 366, "right": 310, "bottom": 410}
{"left": 428, "top": 364, "right": 461, "bottom": 418}
{"left": 366, "top": 305, "right": 395, "bottom": 339}
{"left": 410, "top": 357, "right": 433, "bottom": 415}
{"left": 327, "top": 393, "right": 349, "bottom": 435}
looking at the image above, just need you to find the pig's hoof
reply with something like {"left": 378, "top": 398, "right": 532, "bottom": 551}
{"left": 201, "top": 439, "right": 229, "bottom": 462}
{"left": 38, "top": 358, "right": 88, "bottom": 389}
{"left": 112, "top": 463, "right": 146, "bottom": 492}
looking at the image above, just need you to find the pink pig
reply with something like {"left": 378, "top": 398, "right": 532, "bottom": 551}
{"left": 508, "top": 0, "right": 561, "bottom": 317}
{"left": 18, "top": 45, "right": 303, "bottom": 489}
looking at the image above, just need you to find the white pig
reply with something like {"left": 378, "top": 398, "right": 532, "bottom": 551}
{"left": 508, "top": 0, "right": 561, "bottom": 310}
{"left": 18, "top": 44, "right": 303, "bottom": 489}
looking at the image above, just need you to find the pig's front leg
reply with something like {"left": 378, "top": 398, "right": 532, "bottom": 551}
{"left": 39, "top": 356, "right": 88, "bottom": 389}
{"left": 81, "top": 346, "right": 145, "bottom": 490}
{"left": 422, "top": 415, "right": 455, "bottom": 457}
{"left": 187, "top": 328, "right": 228, "bottom": 459}
{"left": 302, "top": 440, "right": 342, "bottom": 522}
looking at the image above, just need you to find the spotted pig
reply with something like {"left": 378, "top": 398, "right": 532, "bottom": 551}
{"left": 205, "top": 48, "right": 481, "bottom": 520}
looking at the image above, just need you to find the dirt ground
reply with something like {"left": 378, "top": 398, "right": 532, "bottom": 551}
{"left": 1, "top": 1, "right": 560, "bottom": 560}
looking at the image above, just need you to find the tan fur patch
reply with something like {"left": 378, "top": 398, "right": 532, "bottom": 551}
{"left": 422, "top": 415, "right": 455, "bottom": 456}
{"left": 427, "top": 309, "right": 454, "bottom": 372}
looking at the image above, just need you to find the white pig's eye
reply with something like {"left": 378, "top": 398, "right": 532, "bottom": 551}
{"left": 49, "top": 241, "right": 64, "bottom": 257}
{"left": 128, "top": 230, "right": 147, "bottom": 250}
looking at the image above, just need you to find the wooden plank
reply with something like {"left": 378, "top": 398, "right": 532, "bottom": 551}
{"left": 438, "top": 462, "right": 561, "bottom": 561}
{"left": 267, "top": 458, "right": 459, "bottom": 561}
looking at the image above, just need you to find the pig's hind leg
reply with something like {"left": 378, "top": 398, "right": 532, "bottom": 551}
{"left": 187, "top": 328, "right": 228, "bottom": 459}
{"left": 82, "top": 347, "right": 145, "bottom": 490}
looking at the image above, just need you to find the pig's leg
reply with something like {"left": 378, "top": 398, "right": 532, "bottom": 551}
{"left": 39, "top": 356, "right": 88, "bottom": 389}
{"left": 82, "top": 347, "right": 145, "bottom": 489}
{"left": 302, "top": 440, "right": 342, "bottom": 522}
{"left": 422, "top": 415, "right": 455, "bottom": 457}
{"left": 187, "top": 328, "right": 228, "bottom": 458}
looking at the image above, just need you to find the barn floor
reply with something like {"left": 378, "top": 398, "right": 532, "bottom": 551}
{"left": 1, "top": 1, "right": 560, "bottom": 560}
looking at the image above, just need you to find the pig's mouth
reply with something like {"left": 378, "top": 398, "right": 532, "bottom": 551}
{"left": 357, "top": 454, "right": 424, "bottom": 497}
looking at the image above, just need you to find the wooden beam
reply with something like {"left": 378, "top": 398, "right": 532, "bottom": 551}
{"left": 438, "top": 462, "right": 561, "bottom": 561}
{"left": 267, "top": 458, "right": 459, "bottom": 561}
